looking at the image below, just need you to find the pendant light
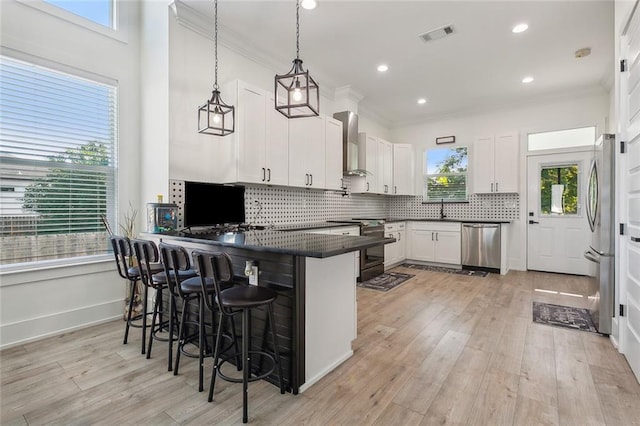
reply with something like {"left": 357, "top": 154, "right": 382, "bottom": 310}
{"left": 198, "top": 0, "right": 234, "bottom": 136}
{"left": 274, "top": 0, "right": 319, "bottom": 118}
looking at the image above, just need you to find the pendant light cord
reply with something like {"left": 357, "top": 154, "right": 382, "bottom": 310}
{"left": 214, "top": 0, "right": 219, "bottom": 90}
{"left": 296, "top": 0, "right": 300, "bottom": 60}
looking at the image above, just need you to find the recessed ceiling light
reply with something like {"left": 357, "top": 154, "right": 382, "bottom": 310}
{"left": 377, "top": 64, "right": 389, "bottom": 72}
{"left": 522, "top": 76, "right": 534, "bottom": 84}
{"left": 512, "top": 23, "right": 528, "bottom": 34}
{"left": 301, "top": 0, "right": 317, "bottom": 10}
{"left": 417, "top": 98, "right": 427, "bottom": 105}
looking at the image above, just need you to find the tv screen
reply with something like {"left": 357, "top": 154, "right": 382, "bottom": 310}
{"left": 184, "top": 181, "right": 245, "bottom": 227}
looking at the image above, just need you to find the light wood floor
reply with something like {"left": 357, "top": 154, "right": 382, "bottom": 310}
{"left": 2, "top": 268, "right": 640, "bottom": 425}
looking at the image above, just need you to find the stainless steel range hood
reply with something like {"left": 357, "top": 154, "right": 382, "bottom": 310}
{"left": 333, "top": 111, "right": 368, "bottom": 176}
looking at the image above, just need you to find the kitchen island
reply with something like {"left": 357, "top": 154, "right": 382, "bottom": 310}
{"left": 146, "top": 229, "right": 394, "bottom": 394}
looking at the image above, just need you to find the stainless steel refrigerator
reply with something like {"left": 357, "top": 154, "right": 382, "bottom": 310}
{"left": 583, "top": 133, "right": 615, "bottom": 334}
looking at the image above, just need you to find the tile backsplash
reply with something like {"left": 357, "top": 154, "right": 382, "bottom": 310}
{"left": 170, "top": 179, "right": 519, "bottom": 228}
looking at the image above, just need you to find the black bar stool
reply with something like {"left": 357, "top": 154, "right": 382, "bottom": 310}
{"left": 110, "top": 235, "right": 163, "bottom": 350}
{"left": 193, "top": 250, "right": 284, "bottom": 424}
{"left": 161, "top": 243, "right": 237, "bottom": 391}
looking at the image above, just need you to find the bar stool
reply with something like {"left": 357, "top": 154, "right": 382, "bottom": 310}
{"left": 110, "top": 235, "right": 163, "bottom": 350}
{"left": 193, "top": 250, "right": 284, "bottom": 424}
{"left": 160, "top": 243, "right": 237, "bottom": 391}
{"left": 131, "top": 238, "right": 175, "bottom": 356}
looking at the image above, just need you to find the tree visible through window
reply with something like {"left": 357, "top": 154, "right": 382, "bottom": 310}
{"left": 539, "top": 164, "right": 579, "bottom": 215}
{"left": 424, "top": 147, "right": 468, "bottom": 202}
{"left": 0, "top": 55, "right": 117, "bottom": 265}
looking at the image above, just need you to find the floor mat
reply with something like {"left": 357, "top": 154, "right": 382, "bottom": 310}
{"left": 357, "top": 272, "right": 415, "bottom": 292}
{"left": 532, "top": 302, "right": 598, "bottom": 333}
{"left": 401, "top": 263, "right": 489, "bottom": 277}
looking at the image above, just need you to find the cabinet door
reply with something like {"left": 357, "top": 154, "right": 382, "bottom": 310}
{"left": 359, "top": 134, "right": 379, "bottom": 193}
{"left": 289, "top": 116, "right": 324, "bottom": 188}
{"left": 237, "top": 83, "right": 266, "bottom": 183}
{"left": 409, "top": 230, "right": 435, "bottom": 261}
{"left": 325, "top": 117, "right": 343, "bottom": 191}
{"left": 265, "top": 93, "right": 289, "bottom": 186}
{"left": 434, "top": 231, "right": 461, "bottom": 264}
{"left": 380, "top": 139, "right": 393, "bottom": 194}
{"left": 473, "top": 135, "right": 495, "bottom": 193}
{"left": 493, "top": 133, "right": 519, "bottom": 193}
{"left": 384, "top": 230, "right": 399, "bottom": 267}
{"left": 393, "top": 144, "right": 414, "bottom": 195}
{"left": 397, "top": 230, "right": 406, "bottom": 261}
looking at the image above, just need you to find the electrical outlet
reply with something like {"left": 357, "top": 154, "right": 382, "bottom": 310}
{"left": 249, "top": 266, "right": 258, "bottom": 285}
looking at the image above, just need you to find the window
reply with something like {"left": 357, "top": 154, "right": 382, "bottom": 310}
{"left": 528, "top": 126, "right": 596, "bottom": 151}
{"left": 423, "top": 146, "right": 468, "bottom": 202}
{"left": 0, "top": 56, "right": 117, "bottom": 265}
{"left": 539, "top": 164, "right": 580, "bottom": 215}
{"left": 44, "top": 0, "right": 114, "bottom": 28}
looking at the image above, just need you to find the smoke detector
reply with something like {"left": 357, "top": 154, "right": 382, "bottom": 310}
{"left": 419, "top": 24, "right": 455, "bottom": 42}
{"left": 575, "top": 47, "right": 591, "bottom": 58}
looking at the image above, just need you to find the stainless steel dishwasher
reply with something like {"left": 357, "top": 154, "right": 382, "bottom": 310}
{"left": 461, "top": 223, "right": 501, "bottom": 271}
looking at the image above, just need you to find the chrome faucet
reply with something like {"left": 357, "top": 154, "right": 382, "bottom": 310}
{"left": 440, "top": 198, "right": 447, "bottom": 220}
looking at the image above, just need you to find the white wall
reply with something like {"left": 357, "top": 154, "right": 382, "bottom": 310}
{"left": 390, "top": 91, "right": 610, "bottom": 271}
{"left": 0, "top": 0, "right": 142, "bottom": 348}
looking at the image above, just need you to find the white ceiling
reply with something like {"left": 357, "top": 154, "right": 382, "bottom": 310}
{"left": 183, "top": 0, "right": 614, "bottom": 127}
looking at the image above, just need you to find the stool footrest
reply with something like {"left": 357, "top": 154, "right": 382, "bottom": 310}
{"left": 216, "top": 350, "right": 277, "bottom": 384}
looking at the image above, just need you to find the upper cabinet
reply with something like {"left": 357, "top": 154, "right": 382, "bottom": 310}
{"left": 325, "top": 116, "right": 344, "bottom": 191}
{"left": 473, "top": 133, "right": 519, "bottom": 194}
{"left": 221, "top": 81, "right": 289, "bottom": 185}
{"left": 350, "top": 134, "right": 414, "bottom": 195}
{"left": 392, "top": 144, "right": 414, "bottom": 195}
{"left": 289, "top": 115, "right": 326, "bottom": 189}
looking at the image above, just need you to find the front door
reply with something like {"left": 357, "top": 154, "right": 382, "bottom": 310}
{"left": 527, "top": 151, "right": 592, "bottom": 275}
{"left": 620, "top": 1, "right": 640, "bottom": 381}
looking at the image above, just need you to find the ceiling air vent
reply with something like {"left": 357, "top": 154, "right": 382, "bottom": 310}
{"left": 419, "top": 25, "right": 455, "bottom": 42}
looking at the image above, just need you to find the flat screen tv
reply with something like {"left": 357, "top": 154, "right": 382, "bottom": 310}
{"left": 183, "top": 181, "right": 245, "bottom": 227}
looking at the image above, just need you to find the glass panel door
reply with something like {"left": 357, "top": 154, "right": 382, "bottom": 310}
{"left": 539, "top": 164, "right": 580, "bottom": 215}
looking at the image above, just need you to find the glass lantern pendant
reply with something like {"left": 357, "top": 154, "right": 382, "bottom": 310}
{"left": 198, "top": 0, "right": 235, "bottom": 136}
{"left": 274, "top": 0, "right": 319, "bottom": 118}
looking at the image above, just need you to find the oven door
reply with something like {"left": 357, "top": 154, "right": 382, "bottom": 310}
{"left": 360, "top": 226, "right": 384, "bottom": 280}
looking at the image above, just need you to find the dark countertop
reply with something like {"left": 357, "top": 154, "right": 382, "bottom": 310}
{"left": 386, "top": 218, "right": 512, "bottom": 224}
{"left": 151, "top": 229, "right": 394, "bottom": 258}
{"left": 274, "top": 221, "right": 361, "bottom": 231}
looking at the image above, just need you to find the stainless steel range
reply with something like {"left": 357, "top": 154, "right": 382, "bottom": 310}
{"left": 353, "top": 219, "right": 385, "bottom": 282}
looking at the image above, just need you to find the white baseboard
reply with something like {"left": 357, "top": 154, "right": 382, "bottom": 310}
{"left": 0, "top": 299, "right": 123, "bottom": 349}
{"left": 298, "top": 350, "right": 353, "bottom": 393}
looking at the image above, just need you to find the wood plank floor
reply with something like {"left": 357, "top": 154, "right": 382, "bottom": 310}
{"left": 2, "top": 268, "right": 640, "bottom": 425}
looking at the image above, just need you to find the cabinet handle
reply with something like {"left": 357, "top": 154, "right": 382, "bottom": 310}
{"left": 632, "top": 236, "right": 640, "bottom": 242}
{"left": 398, "top": 232, "right": 401, "bottom": 241}
{"left": 310, "top": 174, "right": 313, "bottom": 186}
{"left": 431, "top": 232, "right": 434, "bottom": 241}
{"left": 305, "top": 174, "right": 309, "bottom": 185}
{"left": 436, "top": 232, "right": 439, "bottom": 241}
{"left": 394, "top": 186, "right": 397, "bottom": 194}
{"left": 496, "top": 182, "right": 499, "bottom": 192}
{"left": 262, "top": 168, "right": 266, "bottom": 182}
{"left": 366, "top": 182, "right": 369, "bottom": 191}
{"left": 341, "top": 178, "right": 344, "bottom": 188}
{"left": 267, "top": 168, "right": 271, "bottom": 182}
{"left": 491, "top": 182, "right": 494, "bottom": 192}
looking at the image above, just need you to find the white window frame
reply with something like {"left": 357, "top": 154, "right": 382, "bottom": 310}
{"left": 423, "top": 146, "right": 469, "bottom": 203}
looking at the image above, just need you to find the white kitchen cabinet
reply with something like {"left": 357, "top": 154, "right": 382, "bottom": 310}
{"left": 350, "top": 133, "right": 380, "bottom": 193}
{"left": 380, "top": 138, "right": 393, "bottom": 194}
{"left": 289, "top": 115, "right": 325, "bottom": 188}
{"left": 221, "top": 81, "right": 289, "bottom": 185}
{"left": 392, "top": 144, "right": 414, "bottom": 195}
{"left": 325, "top": 116, "right": 344, "bottom": 191}
{"left": 303, "top": 225, "right": 360, "bottom": 280}
{"left": 473, "top": 133, "right": 519, "bottom": 194}
{"left": 384, "top": 222, "right": 406, "bottom": 269}
{"left": 407, "top": 221, "right": 461, "bottom": 265}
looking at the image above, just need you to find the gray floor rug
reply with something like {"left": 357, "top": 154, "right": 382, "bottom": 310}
{"left": 357, "top": 272, "right": 415, "bottom": 292}
{"left": 532, "top": 302, "right": 598, "bottom": 333}
{"left": 401, "top": 263, "right": 489, "bottom": 277}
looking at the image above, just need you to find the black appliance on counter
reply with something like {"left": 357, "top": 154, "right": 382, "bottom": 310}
{"left": 183, "top": 181, "right": 245, "bottom": 229}
{"left": 353, "top": 218, "right": 386, "bottom": 281}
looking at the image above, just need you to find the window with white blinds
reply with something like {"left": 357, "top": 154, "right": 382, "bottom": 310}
{"left": 0, "top": 55, "right": 117, "bottom": 265}
{"left": 423, "top": 146, "right": 468, "bottom": 202}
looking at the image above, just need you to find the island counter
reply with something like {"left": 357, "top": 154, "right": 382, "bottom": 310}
{"left": 144, "top": 229, "right": 394, "bottom": 394}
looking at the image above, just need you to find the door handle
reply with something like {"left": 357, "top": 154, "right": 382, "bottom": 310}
{"left": 262, "top": 168, "right": 266, "bottom": 182}
{"left": 267, "top": 168, "right": 271, "bottom": 182}
{"left": 584, "top": 249, "right": 600, "bottom": 264}
{"left": 529, "top": 220, "right": 539, "bottom": 224}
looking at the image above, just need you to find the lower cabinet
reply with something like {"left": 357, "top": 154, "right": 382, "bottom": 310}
{"left": 384, "top": 222, "right": 406, "bottom": 269}
{"left": 407, "top": 222, "right": 461, "bottom": 265}
{"left": 304, "top": 226, "right": 360, "bottom": 279}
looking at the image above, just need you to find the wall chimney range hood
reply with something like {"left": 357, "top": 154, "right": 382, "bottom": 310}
{"left": 333, "top": 111, "right": 368, "bottom": 176}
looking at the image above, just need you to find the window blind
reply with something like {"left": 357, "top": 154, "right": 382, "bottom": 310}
{"left": 0, "top": 55, "right": 117, "bottom": 265}
{"left": 423, "top": 147, "right": 468, "bottom": 202}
